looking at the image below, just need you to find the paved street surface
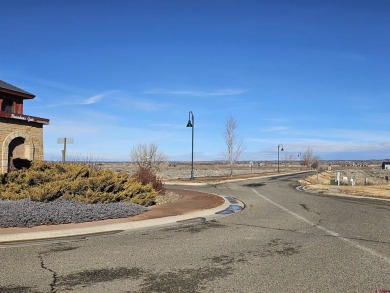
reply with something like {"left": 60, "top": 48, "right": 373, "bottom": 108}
{"left": 1, "top": 173, "right": 389, "bottom": 292}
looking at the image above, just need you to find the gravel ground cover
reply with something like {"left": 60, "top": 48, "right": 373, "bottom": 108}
{"left": 0, "top": 199, "right": 147, "bottom": 228}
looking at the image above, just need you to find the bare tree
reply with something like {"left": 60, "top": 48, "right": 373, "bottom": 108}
{"left": 286, "top": 153, "right": 296, "bottom": 169}
{"left": 301, "top": 147, "right": 313, "bottom": 169}
{"left": 130, "top": 143, "right": 168, "bottom": 171}
{"left": 311, "top": 155, "right": 320, "bottom": 170}
{"left": 223, "top": 116, "right": 245, "bottom": 177}
{"left": 301, "top": 147, "right": 320, "bottom": 170}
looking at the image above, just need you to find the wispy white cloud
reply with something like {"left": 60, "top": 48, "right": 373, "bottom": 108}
{"left": 245, "top": 124, "right": 390, "bottom": 160}
{"left": 31, "top": 91, "right": 120, "bottom": 108}
{"left": 304, "top": 128, "right": 390, "bottom": 143}
{"left": 76, "top": 109, "right": 120, "bottom": 121}
{"left": 4, "top": 75, "right": 89, "bottom": 95}
{"left": 261, "top": 117, "right": 291, "bottom": 124}
{"left": 303, "top": 140, "right": 390, "bottom": 160}
{"left": 244, "top": 139, "right": 390, "bottom": 160}
{"left": 143, "top": 88, "right": 249, "bottom": 97}
{"left": 253, "top": 126, "right": 390, "bottom": 144}
{"left": 44, "top": 120, "right": 102, "bottom": 136}
{"left": 81, "top": 90, "right": 120, "bottom": 105}
{"left": 112, "top": 95, "right": 171, "bottom": 111}
{"left": 149, "top": 123, "right": 183, "bottom": 128}
{"left": 131, "top": 100, "right": 166, "bottom": 111}
{"left": 81, "top": 93, "right": 108, "bottom": 105}
{"left": 259, "top": 126, "right": 290, "bottom": 133}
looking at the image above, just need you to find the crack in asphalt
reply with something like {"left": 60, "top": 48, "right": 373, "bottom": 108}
{"left": 232, "top": 222, "right": 390, "bottom": 246}
{"left": 38, "top": 252, "right": 58, "bottom": 293}
{"left": 162, "top": 220, "right": 226, "bottom": 234}
{"left": 35, "top": 244, "right": 78, "bottom": 293}
{"left": 232, "top": 222, "right": 301, "bottom": 233}
{"left": 36, "top": 241, "right": 234, "bottom": 292}
{"left": 253, "top": 188, "right": 390, "bottom": 264}
{"left": 300, "top": 203, "right": 310, "bottom": 212}
{"left": 343, "top": 236, "right": 390, "bottom": 246}
{"left": 299, "top": 203, "right": 321, "bottom": 216}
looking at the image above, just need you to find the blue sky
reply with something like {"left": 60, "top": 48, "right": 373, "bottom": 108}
{"left": 1, "top": 0, "right": 389, "bottom": 161}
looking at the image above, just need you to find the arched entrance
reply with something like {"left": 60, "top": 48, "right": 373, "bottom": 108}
{"left": 8, "top": 137, "right": 26, "bottom": 171}
{"left": 1, "top": 131, "right": 34, "bottom": 173}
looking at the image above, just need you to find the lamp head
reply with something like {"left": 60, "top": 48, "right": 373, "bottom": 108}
{"left": 281, "top": 147, "right": 284, "bottom": 151}
{"left": 186, "top": 120, "right": 193, "bottom": 128}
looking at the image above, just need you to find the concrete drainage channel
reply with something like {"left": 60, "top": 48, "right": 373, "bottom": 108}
{"left": 126, "top": 195, "right": 245, "bottom": 234}
{"left": 143, "top": 196, "right": 245, "bottom": 235}
{"left": 215, "top": 196, "right": 244, "bottom": 215}
{"left": 176, "top": 196, "right": 245, "bottom": 224}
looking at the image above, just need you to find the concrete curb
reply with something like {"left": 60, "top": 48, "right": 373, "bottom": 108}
{"left": 297, "top": 185, "right": 390, "bottom": 202}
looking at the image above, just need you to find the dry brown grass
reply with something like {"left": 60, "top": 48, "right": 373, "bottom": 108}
{"left": 300, "top": 170, "right": 390, "bottom": 199}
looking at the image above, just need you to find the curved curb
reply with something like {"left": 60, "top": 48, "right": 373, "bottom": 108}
{"left": 296, "top": 185, "right": 390, "bottom": 202}
{"left": 0, "top": 195, "right": 244, "bottom": 245}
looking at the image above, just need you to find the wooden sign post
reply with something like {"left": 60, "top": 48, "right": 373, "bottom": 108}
{"left": 57, "top": 138, "right": 74, "bottom": 162}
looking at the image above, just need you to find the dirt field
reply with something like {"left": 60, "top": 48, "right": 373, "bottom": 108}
{"left": 99, "top": 161, "right": 390, "bottom": 200}
{"left": 99, "top": 161, "right": 299, "bottom": 181}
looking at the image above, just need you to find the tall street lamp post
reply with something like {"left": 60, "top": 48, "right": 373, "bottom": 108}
{"left": 186, "top": 111, "right": 194, "bottom": 180}
{"left": 297, "top": 152, "right": 302, "bottom": 170}
{"left": 278, "top": 144, "right": 284, "bottom": 172}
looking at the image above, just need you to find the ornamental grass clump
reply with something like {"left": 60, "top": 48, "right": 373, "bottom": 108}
{"left": 0, "top": 161, "right": 157, "bottom": 206}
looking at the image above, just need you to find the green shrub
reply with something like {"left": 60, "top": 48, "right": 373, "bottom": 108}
{"left": 0, "top": 161, "right": 157, "bottom": 206}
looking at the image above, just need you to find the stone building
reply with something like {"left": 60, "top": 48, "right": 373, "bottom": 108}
{"left": 0, "top": 80, "right": 49, "bottom": 173}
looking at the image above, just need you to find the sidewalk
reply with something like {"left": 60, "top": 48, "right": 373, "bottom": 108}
{"left": 0, "top": 189, "right": 239, "bottom": 244}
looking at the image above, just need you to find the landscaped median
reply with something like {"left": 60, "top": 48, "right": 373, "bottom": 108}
{"left": 0, "top": 189, "right": 232, "bottom": 244}
{"left": 0, "top": 162, "right": 165, "bottom": 228}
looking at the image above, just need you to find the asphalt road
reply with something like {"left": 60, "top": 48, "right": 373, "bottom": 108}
{"left": 1, "top": 173, "right": 389, "bottom": 293}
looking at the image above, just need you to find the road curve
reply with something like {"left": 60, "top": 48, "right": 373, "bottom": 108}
{"left": 1, "top": 173, "right": 389, "bottom": 292}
